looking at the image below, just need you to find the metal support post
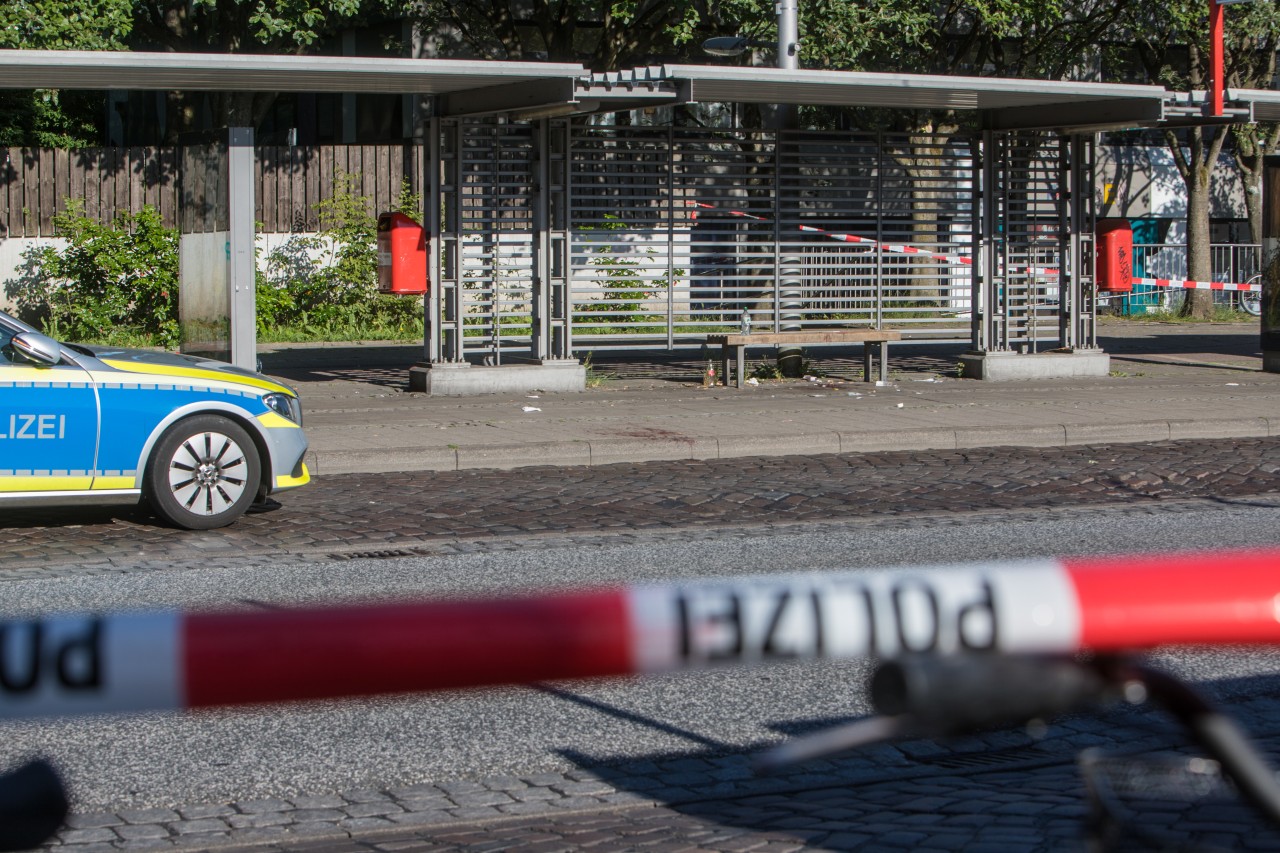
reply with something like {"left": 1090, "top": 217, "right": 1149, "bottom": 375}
{"left": 549, "top": 119, "right": 571, "bottom": 360}
{"left": 1209, "top": 0, "right": 1225, "bottom": 117}
{"left": 1262, "top": 155, "right": 1280, "bottom": 372}
{"left": 1057, "top": 136, "right": 1074, "bottom": 349}
{"left": 425, "top": 114, "right": 440, "bottom": 363}
{"left": 436, "top": 119, "right": 465, "bottom": 363}
{"left": 980, "top": 131, "right": 1002, "bottom": 352}
{"left": 1069, "top": 134, "right": 1097, "bottom": 350}
{"left": 532, "top": 118, "right": 551, "bottom": 361}
{"left": 227, "top": 127, "right": 256, "bottom": 371}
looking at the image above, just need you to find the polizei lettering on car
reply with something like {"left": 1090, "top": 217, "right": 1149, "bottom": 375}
{"left": 0, "top": 308, "right": 309, "bottom": 528}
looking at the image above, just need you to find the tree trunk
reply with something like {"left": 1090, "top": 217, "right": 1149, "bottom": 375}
{"left": 1184, "top": 156, "right": 1215, "bottom": 319}
{"left": 1168, "top": 125, "right": 1228, "bottom": 320}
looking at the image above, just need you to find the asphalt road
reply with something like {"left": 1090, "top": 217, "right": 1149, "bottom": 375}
{"left": 3, "top": 483, "right": 1280, "bottom": 813}
{"left": 4, "top": 438, "right": 1280, "bottom": 851}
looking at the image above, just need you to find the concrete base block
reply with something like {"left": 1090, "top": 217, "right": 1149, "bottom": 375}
{"left": 1265, "top": 351, "right": 1280, "bottom": 374}
{"left": 958, "top": 349, "right": 1110, "bottom": 381}
{"left": 408, "top": 360, "right": 585, "bottom": 396}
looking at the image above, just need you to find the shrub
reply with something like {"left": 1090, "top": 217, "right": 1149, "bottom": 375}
{"left": 6, "top": 201, "right": 180, "bottom": 347}
{"left": 5, "top": 175, "right": 426, "bottom": 348}
{"left": 260, "top": 173, "right": 424, "bottom": 338}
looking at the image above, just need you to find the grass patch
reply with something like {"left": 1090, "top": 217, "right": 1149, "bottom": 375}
{"left": 1102, "top": 306, "right": 1256, "bottom": 323}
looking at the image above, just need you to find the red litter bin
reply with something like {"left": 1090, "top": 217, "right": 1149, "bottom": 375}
{"left": 1096, "top": 219, "right": 1133, "bottom": 293}
{"left": 376, "top": 212, "right": 428, "bottom": 295}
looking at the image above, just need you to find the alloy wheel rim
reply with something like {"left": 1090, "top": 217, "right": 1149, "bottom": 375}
{"left": 168, "top": 431, "right": 248, "bottom": 516}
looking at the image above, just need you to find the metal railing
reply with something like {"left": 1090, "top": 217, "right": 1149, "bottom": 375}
{"left": 1119, "top": 242, "right": 1261, "bottom": 313}
{"left": 1132, "top": 242, "right": 1261, "bottom": 285}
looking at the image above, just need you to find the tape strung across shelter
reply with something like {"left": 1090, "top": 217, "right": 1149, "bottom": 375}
{"left": 1, "top": 549, "right": 1278, "bottom": 720}
{"left": 691, "top": 201, "right": 1261, "bottom": 292}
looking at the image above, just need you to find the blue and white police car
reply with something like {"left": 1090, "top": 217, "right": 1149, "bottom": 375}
{"left": 0, "top": 308, "right": 309, "bottom": 530}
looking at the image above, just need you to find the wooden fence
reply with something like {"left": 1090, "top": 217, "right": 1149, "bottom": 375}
{"left": 0, "top": 143, "right": 425, "bottom": 238}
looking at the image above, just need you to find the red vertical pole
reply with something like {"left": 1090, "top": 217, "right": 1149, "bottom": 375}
{"left": 1209, "top": 0, "right": 1225, "bottom": 117}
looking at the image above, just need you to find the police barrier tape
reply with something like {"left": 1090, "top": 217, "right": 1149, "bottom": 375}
{"left": 2, "top": 549, "right": 1278, "bottom": 720}
{"left": 687, "top": 201, "right": 1062, "bottom": 278}
{"left": 690, "top": 202, "right": 1267, "bottom": 292}
{"left": 1132, "top": 276, "right": 1262, "bottom": 293}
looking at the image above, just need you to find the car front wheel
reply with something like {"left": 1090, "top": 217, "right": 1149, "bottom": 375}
{"left": 145, "top": 415, "right": 262, "bottom": 530}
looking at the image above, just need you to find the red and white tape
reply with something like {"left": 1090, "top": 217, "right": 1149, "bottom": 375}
{"left": 1132, "top": 276, "right": 1261, "bottom": 293}
{"left": 686, "top": 201, "right": 1059, "bottom": 277}
{"left": 2, "top": 550, "right": 1277, "bottom": 719}
{"left": 687, "top": 201, "right": 769, "bottom": 222}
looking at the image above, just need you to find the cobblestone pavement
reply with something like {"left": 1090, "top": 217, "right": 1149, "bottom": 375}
{"left": 48, "top": 695, "right": 1280, "bottom": 852}
{"left": 2, "top": 436, "right": 1278, "bottom": 579}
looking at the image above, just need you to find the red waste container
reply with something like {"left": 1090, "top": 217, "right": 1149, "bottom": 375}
{"left": 1096, "top": 219, "right": 1133, "bottom": 293}
{"left": 376, "top": 212, "right": 428, "bottom": 295}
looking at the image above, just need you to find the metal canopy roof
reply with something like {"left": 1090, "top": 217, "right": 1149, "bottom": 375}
{"left": 583, "top": 65, "right": 1173, "bottom": 132}
{"left": 1229, "top": 87, "right": 1279, "bottom": 122}
{"left": 0, "top": 49, "right": 586, "bottom": 98}
{"left": 0, "top": 48, "right": 1257, "bottom": 132}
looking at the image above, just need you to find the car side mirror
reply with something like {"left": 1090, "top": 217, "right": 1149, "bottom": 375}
{"left": 10, "top": 332, "right": 62, "bottom": 366}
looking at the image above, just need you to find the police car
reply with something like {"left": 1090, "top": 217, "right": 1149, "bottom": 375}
{"left": 0, "top": 309, "right": 309, "bottom": 530}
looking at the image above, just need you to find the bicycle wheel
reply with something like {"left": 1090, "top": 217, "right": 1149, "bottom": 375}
{"left": 1241, "top": 276, "right": 1262, "bottom": 316}
{"left": 1079, "top": 749, "right": 1246, "bottom": 852}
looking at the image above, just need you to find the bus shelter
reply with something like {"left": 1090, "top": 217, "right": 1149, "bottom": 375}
{"left": 0, "top": 49, "right": 1254, "bottom": 389}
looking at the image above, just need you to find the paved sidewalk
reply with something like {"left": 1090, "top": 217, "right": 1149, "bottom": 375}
{"left": 259, "top": 321, "right": 1280, "bottom": 476}
{"left": 48, "top": 692, "right": 1280, "bottom": 852}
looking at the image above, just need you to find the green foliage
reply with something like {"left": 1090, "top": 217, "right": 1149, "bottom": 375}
{"left": 131, "top": 0, "right": 400, "bottom": 52}
{"left": 580, "top": 214, "right": 680, "bottom": 325}
{"left": 2, "top": 176, "right": 424, "bottom": 349}
{"left": 259, "top": 174, "right": 424, "bottom": 339}
{"left": 0, "top": 91, "right": 106, "bottom": 148}
{"left": 4, "top": 200, "right": 180, "bottom": 347}
{"left": 0, "top": 0, "right": 131, "bottom": 147}
{"left": 416, "top": 0, "right": 706, "bottom": 66}
{"left": 0, "top": 0, "right": 132, "bottom": 50}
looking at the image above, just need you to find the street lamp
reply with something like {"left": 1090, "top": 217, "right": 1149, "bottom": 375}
{"left": 700, "top": 0, "right": 800, "bottom": 69}
{"left": 700, "top": 0, "right": 800, "bottom": 126}
{"left": 701, "top": 36, "right": 775, "bottom": 57}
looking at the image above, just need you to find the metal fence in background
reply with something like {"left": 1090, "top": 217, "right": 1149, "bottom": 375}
{"left": 431, "top": 120, "right": 1101, "bottom": 365}
{"left": 1132, "top": 242, "right": 1262, "bottom": 285}
{"left": 1125, "top": 242, "right": 1262, "bottom": 311}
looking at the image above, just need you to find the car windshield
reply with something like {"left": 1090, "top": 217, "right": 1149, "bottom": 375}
{"left": 0, "top": 308, "right": 41, "bottom": 337}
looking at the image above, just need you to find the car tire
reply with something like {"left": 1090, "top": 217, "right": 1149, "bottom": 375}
{"left": 145, "top": 415, "right": 261, "bottom": 530}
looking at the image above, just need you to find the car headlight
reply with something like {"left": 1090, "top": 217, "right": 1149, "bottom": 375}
{"left": 263, "top": 392, "right": 303, "bottom": 425}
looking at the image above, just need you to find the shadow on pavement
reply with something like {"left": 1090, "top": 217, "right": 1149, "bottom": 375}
{"left": 547, "top": 670, "right": 1280, "bottom": 851}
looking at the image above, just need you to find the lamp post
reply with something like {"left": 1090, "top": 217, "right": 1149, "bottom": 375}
{"left": 702, "top": 3, "right": 804, "bottom": 372}
{"left": 1210, "top": 0, "right": 1254, "bottom": 117}
{"left": 701, "top": 0, "right": 801, "bottom": 75}
{"left": 777, "top": 0, "right": 799, "bottom": 72}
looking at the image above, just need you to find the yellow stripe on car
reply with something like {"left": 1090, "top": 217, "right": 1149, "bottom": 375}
{"left": 257, "top": 411, "right": 301, "bottom": 429}
{"left": 92, "top": 476, "right": 138, "bottom": 490}
{"left": 0, "top": 475, "right": 93, "bottom": 491}
{"left": 100, "top": 360, "right": 294, "bottom": 395}
{"left": 275, "top": 464, "right": 310, "bottom": 489}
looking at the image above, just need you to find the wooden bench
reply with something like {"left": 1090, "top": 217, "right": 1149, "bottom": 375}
{"left": 707, "top": 329, "right": 902, "bottom": 388}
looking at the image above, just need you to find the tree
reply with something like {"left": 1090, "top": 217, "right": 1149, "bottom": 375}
{"left": 0, "top": 0, "right": 132, "bottom": 146}
{"left": 129, "top": 0, "right": 410, "bottom": 135}
{"left": 1234, "top": 123, "right": 1280, "bottom": 248}
{"left": 1124, "top": 0, "right": 1280, "bottom": 316}
{"left": 415, "top": 0, "right": 757, "bottom": 69}
{"left": 1222, "top": 1, "right": 1280, "bottom": 251}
